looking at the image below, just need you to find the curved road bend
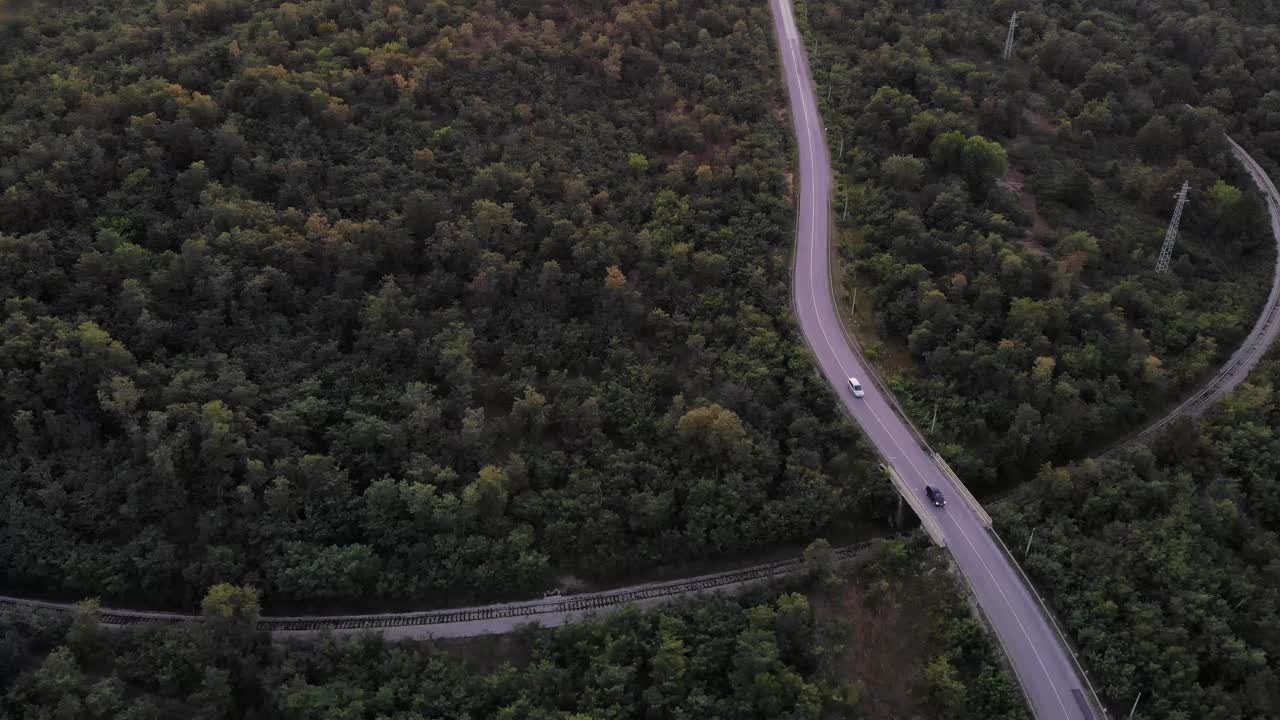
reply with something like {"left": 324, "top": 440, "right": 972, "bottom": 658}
{"left": 12, "top": 10, "right": 1278, "bottom": 718}
{"left": 769, "top": 1, "right": 1092, "bottom": 718}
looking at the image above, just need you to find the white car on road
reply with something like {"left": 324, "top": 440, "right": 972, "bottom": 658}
{"left": 848, "top": 378, "right": 864, "bottom": 397}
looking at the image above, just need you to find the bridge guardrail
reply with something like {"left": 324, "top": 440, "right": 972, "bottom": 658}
{"left": 932, "top": 451, "right": 991, "bottom": 528}
{"left": 882, "top": 464, "right": 946, "bottom": 546}
{"left": 943, "top": 551, "right": 1041, "bottom": 719}
{"left": 989, "top": 529, "right": 1109, "bottom": 720}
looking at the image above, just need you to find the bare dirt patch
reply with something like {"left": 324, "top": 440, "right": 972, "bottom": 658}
{"left": 814, "top": 578, "right": 937, "bottom": 718}
{"left": 1021, "top": 94, "right": 1056, "bottom": 134}
{"left": 1022, "top": 106, "right": 1056, "bottom": 133}
{"left": 784, "top": 171, "right": 796, "bottom": 204}
{"left": 998, "top": 167, "right": 1052, "bottom": 256}
{"left": 554, "top": 573, "right": 591, "bottom": 593}
{"left": 433, "top": 633, "right": 533, "bottom": 674}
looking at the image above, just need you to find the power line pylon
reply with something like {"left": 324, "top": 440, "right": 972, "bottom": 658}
{"left": 1156, "top": 181, "right": 1191, "bottom": 273}
{"left": 1003, "top": 12, "right": 1019, "bottom": 60}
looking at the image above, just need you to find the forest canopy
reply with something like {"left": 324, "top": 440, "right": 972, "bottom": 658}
{"left": 993, "top": 353, "right": 1280, "bottom": 719}
{"left": 0, "top": 0, "right": 888, "bottom": 610}
{"left": 0, "top": 543, "right": 1029, "bottom": 720}
{"left": 800, "top": 3, "right": 1280, "bottom": 714}
{"left": 803, "top": 0, "right": 1278, "bottom": 488}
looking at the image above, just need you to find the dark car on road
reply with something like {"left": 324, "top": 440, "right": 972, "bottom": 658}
{"left": 925, "top": 485, "right": 945, "bottom": 507}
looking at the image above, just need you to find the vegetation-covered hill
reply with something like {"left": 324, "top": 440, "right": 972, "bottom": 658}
{"left": 802, "top": 2, "right": 1280, "bottom": 716}
{"left": 0, "top": 0, "right": 887, "bottom": 609}
{"left": 0, "top": 544, "right": 1027, "bottom": 720}
{"left": 993, "top": 353, "right": 1280, "bottom": 719}
{"left": 803, "top": 0, "right": 1277, "bottom": 488}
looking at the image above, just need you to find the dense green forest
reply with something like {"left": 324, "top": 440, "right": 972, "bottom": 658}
{"left": 803, "top": 2, "right": 1280, "bottom": 717}
{"left": 993, "top": 352, "right": 1280, "bottom": 719}
{"left": 0, "top": 0, "right": 894, "bottom": 608}
{"left": 803, "top": 0, "right": 1278, "bottom": 489}
{"left": 0, "top": 543, "right": 1027, "bottom": 720}
{"left": 800, "top": 4, "right": 1280, "bottom": 714}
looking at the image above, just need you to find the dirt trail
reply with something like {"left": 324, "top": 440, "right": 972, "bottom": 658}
{"left": 998, "top": 167, "right": 1051, "bottom": 256}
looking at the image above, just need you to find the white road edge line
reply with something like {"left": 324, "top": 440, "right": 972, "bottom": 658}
{"left": 776, "top": 10, "right": 1074, "bottom": 717}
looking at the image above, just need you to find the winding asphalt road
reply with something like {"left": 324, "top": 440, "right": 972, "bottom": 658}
{"left": 769, "top": 1, "right": 1094, "bottom": 717}
{"left": 8, "top": 7, "right": 1280, "bottom": 719}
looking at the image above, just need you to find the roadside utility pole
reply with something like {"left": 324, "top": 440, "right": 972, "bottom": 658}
{"left": 1128, "top": 692, "right": 1142, "bottom": 719}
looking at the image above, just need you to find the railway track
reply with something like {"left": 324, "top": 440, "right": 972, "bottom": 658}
{"left": 0, "top": 540, "right": 877, "bottom": 634}
{"left": 5, "top": 137, "right": 1277, "bottom": 645}
{"left": 1119, "top": 135, "right": 1280, "bottom": 447}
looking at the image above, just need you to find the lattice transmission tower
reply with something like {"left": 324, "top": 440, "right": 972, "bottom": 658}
{"left": 1155, "top": 181, "right": 1191, "bottom": 273}
{"left": 1003, "top": 12, "right": 1019, "bottom": 60}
